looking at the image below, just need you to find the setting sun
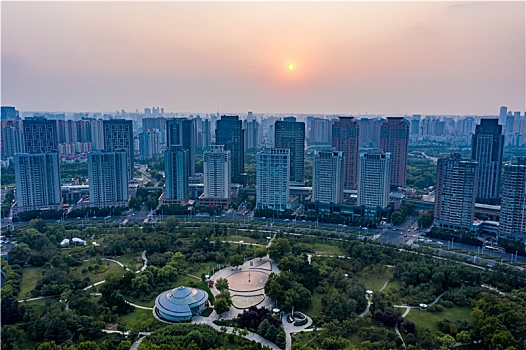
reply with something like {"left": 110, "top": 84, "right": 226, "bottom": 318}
{"left": 287, "top": 63, "right": 295, "bottom": 71}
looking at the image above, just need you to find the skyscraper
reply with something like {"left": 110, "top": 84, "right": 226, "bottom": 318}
{"left": 216, "top": 115, "right": 244, "bottom": 184}
{"left": 471, "top": 119, "right": 504, "bottom": 205}
{"left": 499, "top": 157, "right": 526, "bottom": 236}
{"left": 103, "top": 119, "right": 134, "bottom": 179}
{"left": 274, "top": 117, "right": 305, "bottom": 184}
{"left": 203, "top": 145, "right": 231, "bottom": 199}
{"left": 1, "top": 121, "right": 23, "bottom": 158}
{"left": 164, "top": 145, "right": 189, "bottom": 201}
{"left": 309, "top": 118, "right": 331, "bottom": 145}
{"left": 14, "top": 152, "right": 61, "bottom": 212}
{"left": 22, "top": 117, "right": 58, "bottom": 153}
{"left": 88, "top": 151, "right": 129, "bottom": 207}
{"left": 256, "top": 148, "right": 290, "bottom": 211}
{"left": 380, "top": 117, "right": 410, "bottom": 189}
{"left": 312, "top": 150, "right": 344, "bottom": 204}
{"left": 331, "top": 117, "right": 360, "bottom": 190}
{"left": 166, "top": 118, "right": 196, "bottom": 175}
{"left": 139, "top": 129, "right": 160, "bottom": 160}
{"left": 1, "top": 106, "right": 20, "bottom": 120}
{"left": 357, "top": 149, "right": 391, "bottom": 212}
{"left": 244, "top": 119, "right": 260, "bottom": 150}
{"left": 434, "top": 153, "right": 478, "bottom": 231}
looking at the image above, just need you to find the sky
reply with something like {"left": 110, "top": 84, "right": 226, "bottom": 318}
{"left": 1, "top": 1, "right": 525, "bottom": 116}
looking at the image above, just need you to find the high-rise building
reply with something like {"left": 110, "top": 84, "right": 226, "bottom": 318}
{"left": 14, "top": 152, "right": 61, "bottom": 212}
{"left": 216, "top": 115, "right": 244, "bottom": 184}
{"left": 139, "top": 129, "right": 160, "bottom": 160}
{"left": 309, "top": 118, "right": 331, "bottom": 145}
{"left": 244, "top": 119, "right": 260, "bottom": 150}
{"left": 1, "top": 121, "right": 23, "bottom": 158}
{"left": 499, "top": 106, "right": 508, "bottom": 126}
{"left": 471, "top": 119, "right": 504, "bottom": 205}
{"left": 410, "top": 115, "right": 421, "bottom": 136}
{"left": 164, "top": 145, "right": 189, "bottom": 201}
{"left": 358, "top": 118, "right": 382, "bottom": 147}
{"left": 166, "top": 118, "right": 196, "bottom": 175}
{"left": 380, "top": 117, "right": 410, "bottom": 189}
{"left": 1, "top": 106, "right": 20, "bottom": 120}
{"left": 357, "top": 149, "right": 391, "bottom": 211}
{"left": 103, "top": 119, "right": 134, "bottom": 179}
{"left": 434, "top": 153, "right": 478, "bottom": 231}
{"left": 256, "top": 148, "right": 290, "bottom": 211}
{"left": 88, "top": 151, "right": 129, "bottom": 207}
{"left": 331, "top": 117, "right": 360, "bottom": 190}
{"left": 312, "top": 150, "right": 344, "bottom": 204}
{"left": 22, "top": 117, "right": 58, "bottom": 153}
{"left": 203, "top": 145, "right": 231, "bottom": 199}
{"left": 274, "top": 117, "right": 305, "bottom": 184}
{"left": 499, "top": 157, "right": 526, "bottom": 236}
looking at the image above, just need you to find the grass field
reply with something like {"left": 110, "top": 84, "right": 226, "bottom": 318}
{"left": 117, "top": 307, "right": 160, "bottom": 332}
{"left": 115, "top": 252, "right": 143, "bottom": 270}
{"left": 299, "top": 289, "right": 323, "bottom": 318}
{"left": 292, "top": 330, "right": 322, "bottom": 348}
{"left": 405, "top": 306, "right": 473, "bottom": 332}
{"left": 224, "top": 234, "right": 261, "bottom": 245}
{"left": 19, "top": 266, "right": 43, "bottom": 299}
{"left": 70, "top": 259, "right": 125, "bottom": 282}
{"left": 356, "top": 265, "right": 394, "bottom": 293}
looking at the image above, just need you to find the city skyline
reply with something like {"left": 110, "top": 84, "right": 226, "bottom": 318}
{"left": 2, "top": 1, "right": 524, "bottom": 115}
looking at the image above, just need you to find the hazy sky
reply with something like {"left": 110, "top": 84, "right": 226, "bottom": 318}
{"left": 2, "top": 1, "right": 525, "bottom": 115}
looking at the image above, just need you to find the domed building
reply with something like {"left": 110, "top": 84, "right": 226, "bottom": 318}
{"left": 154, "top": 286, "right": 209, "bottom": 322}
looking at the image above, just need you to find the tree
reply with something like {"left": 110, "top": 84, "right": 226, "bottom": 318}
{"left": 418, "top": 210, "right": 434, "bottom": 228}
{"left": 391, "top": 211, "right": 404, "bottom": 225}
{"left": 438, "top": 334, "right": 456, "bottom": 349}
{"left": 8, "top": 243, "right": 30, "bottom": 265}
{"left": 215, "top": 278, "right": 229, "bottom": 292}
{"left": 254, "top": 246, "right": 267, "bottom": 259}
{"left": 456, "top": 331, "right": 471, "bottom": 345}
{"left": 230, "top": 254, "right": 244, "bottom": 268}
{"left": 214, "top": 297, "right": 230, "bottom": 315}
{"left": 268, "top": 238, "right": 291, "bottom": 260}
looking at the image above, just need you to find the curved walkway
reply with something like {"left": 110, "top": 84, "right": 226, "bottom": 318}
{"left": 282, "top": 312, "right": 313, "bottom": 350}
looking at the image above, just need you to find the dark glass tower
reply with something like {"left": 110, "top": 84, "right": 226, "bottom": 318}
{"left": 471, "top": 118, "right": 504, "bottom": 205}
{"left": 215, "top": 115, "right": 244, "bottom": 184}
{"left": 274, "top": 117, "right": 305, "bottom": 184}
{"left": 166, "top": 118, "right": 196, "bottom": 175}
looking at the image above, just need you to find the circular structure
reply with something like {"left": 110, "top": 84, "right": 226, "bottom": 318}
{"left": 287, "top": 63, "right": 295, "bottom": 71}
{"left": 226, "top": 270, "right": 269, "bottom": 292}
{"left": 154, "top": 286, "right": 208, "bottom": 322}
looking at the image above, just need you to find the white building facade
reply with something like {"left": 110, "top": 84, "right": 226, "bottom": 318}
{"left": 256, "top": 148, "right": 290, "bottom": 211}
{"left": 312, "top": 150, "right": 344, "bottom": 204}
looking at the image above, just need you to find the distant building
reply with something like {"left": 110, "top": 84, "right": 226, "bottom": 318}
{"left": 309, "top": 118, "right": 331, "bottom": 145}
{"left": 312, "top": 150, "right": 344, "bottom": 204}
{"left": 88, "top": 151, "right": 129, "bottom": 207}
{"left": 244, "top": 119, "right": 260, "bottom": 150}
{"left": 332, "top": 117, "right": 360, "bottom": 190}
{"left": 1, "top": 121, "right": 23, "bottom": 158}
{"left": 256, "top": 148, "right": 290, "bottom": 211}
{"left": 201, "top": 145, "right": 231, "bottom": 207}
{"left": 1, "top": 106, "right": 20, "bottom": 120}
{"left": 216, "top": 115, "right": 244, "bottom": 184}
{"left": 14, "top": 152, "right": 62, "bottom": 212}
{"left": 357, "top": 149, "right": 391, "bottom": 215}
{"left": 275, "top": 117, "right": 305, "bottom": 184}
{"left": 166, "top": 118, "right": 196, "bottom": 175}
{"left": 410, "top": 115, "right": 421, "bottom": 136}
{"left": 163, "top": 145, "right": 189, "bottom": 203}
{"left": 103, "top": 119, "right": 134, "bottom": 179}
{"left": 139, "top": 129, "right": 160, "bottom": 160}
{"left": 471, "top": 119, "right": 504, "bottom": 205}
{"left": 434, "top": 153, "right": 478, "bottom": 231}
{"left": 380, "top": 117, "right": 409, "bottom": 189}
{"left": 499, "top": 157, "right": 526, "bottom": 236}
{"left": 22, "top": 117, "right": 59, "bottom": 153}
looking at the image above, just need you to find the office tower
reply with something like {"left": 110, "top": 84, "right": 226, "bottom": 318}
{"left": 499, "top": 158, "right": 526, "bottom": 236}
{"left": 308, "top": 118, "right": 331, "bottom": 145}
{"left": 14, "top": 152, "right": 61, "bottom": 212}
{"left": 410, "top": 115, "right": 421, "bottom": 136}
{"left": 88, "top": 151, "right": 129, "bottom": 207}
{"left": 506, "top": 114, "right": 516, "bottom": 135}
{"left": 166, "top": 118, "right": 196, "bottom": 175}
{"left": 164, "top": 145, "right": 189, "bottom": 201}
{"left": 1, "top": 121, "right": 23, "bottom": 158}
{"left": 274, "top": 117, "right": 305, "bottom": 184}
{"left": 1, "top": 106, "right": 20, "bottom": 120}
{"left": 312, "top": 150, "right": 344, "bottom": 204}
{"left": 215, "top": 115, "right": 244, "bottom": 184}
{"left": 471, "top": 119, "right": 504, "bottom": 205}
{"left": 139, "top": 129, "right": 160, "bottom": 160}
{"left": 244, "top": 119, "right": 259, "bottom": 150}
{"left": 22, "top": 117, "right": 58, "bottom": 153}
{"left": 380, "top": 117, "right": 410, "bottom": 189}
{"left": 142, "top": 117, "right": 166, "bottom": 131}
{"left": 256, "top": 148, "right": 290, "bottom": 210}
{"left": 499, "top": 106, "right": 508, "bottom": 125}
{"left": 203, "top": 145, "right": 231, "bottom": 199}
{"left": 331, "top": 116, "right": 360, "bottom": 190}
{"left": 103, "top": 119, "right": 134, "bottom": 179}
{"left": 200, "top": 119, "right": 211, "bottom": 149}
{"left": 357, "top": 149, "right": 391, "bottom": 211}
{"left": 434, "top": 153, "right": 478, "bottom": 231}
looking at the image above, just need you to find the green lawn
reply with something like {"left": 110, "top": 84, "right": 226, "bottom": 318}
{"left": 19, "top": 266, "right": 43, "bottom": 299}
{"left": 299, "top": 289, "right": 323, "bottom": 318}
{"left": 356, "top": 265, "right": 394, "bottom": 293}
{"left": 224, "top": 234, "right": 260, "bottom": 245}
{"left": 70, "top": 259, "right": 126, "bottom": 283}
{"left": 405, "top": 306, "right": 473, "bottom": 333}
{"left": 114, "top": 252, "right": 143, "bottom": 270}
{"left": 310, "top": 242, "right": 344, "bottom": 256}
{"left": 292, "top": 330, "right": 322, "bottom": 349}
{"left": 117, "top": 308, "right": 161, "bottom": 332}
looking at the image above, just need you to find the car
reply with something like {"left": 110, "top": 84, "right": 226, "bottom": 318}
{"left": 399, "top": 232, "right": 403, "bottom": 235}
{"left": 407, "top": 229, "right": 410, "bottom": 232}
{"left": 437, "top": 242, "right": 444, "bottom": 245}
{"left": 404, "top": 234, "right": 408, "bottom": 237}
